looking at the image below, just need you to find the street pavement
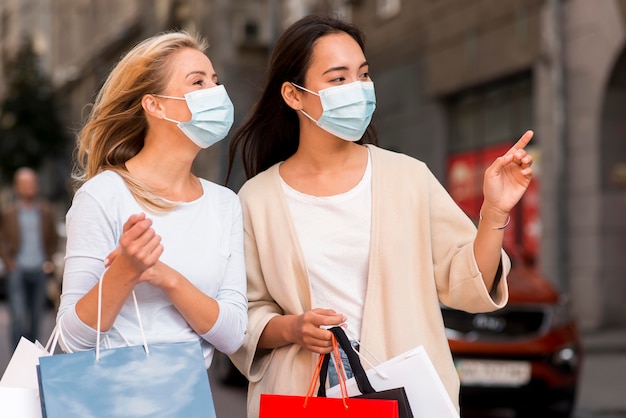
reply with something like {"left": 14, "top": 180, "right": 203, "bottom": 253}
{"left": 574, "top": 329, "right": 626, "bottom": 418}
{"left": 1, "top": 302, "right": 625, "bottom": 418}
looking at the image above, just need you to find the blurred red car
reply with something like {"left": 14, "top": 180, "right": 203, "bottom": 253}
{"left": 441, "top": 259, "right": 582, "bottom": 417}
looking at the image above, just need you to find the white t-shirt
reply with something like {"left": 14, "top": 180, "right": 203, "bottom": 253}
{"left": 281, "top": 153, "right": 372, "bottom": 340}
{"left": 57, "top": 170, "right": 247, "bottom": 367}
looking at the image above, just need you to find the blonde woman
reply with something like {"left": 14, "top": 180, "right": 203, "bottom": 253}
{"left": 56, "top": 31, "right": 247, "bottom": 368}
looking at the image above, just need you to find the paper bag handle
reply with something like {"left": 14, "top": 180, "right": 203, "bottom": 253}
{"left": 317, "top": 326, "right": 377, "bottom": 397}
{"left": 304, "top": 333, "right": 350, "bottom": 408}
{"left": 342, "top": 327, "right": 390, "bottom": 380}
{"left": 95, "top": 270, "right": 149, "bottom": 360}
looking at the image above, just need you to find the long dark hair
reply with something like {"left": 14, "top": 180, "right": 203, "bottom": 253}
{"left": 226, "top": 15, "right": 378, "bottom": 183}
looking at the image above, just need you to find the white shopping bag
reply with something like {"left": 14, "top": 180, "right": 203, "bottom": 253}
{"left": 0, "top": 387, "right": 43, "bottom": 418}
{"left": 326, "top": 345, "right": 460, "bottom": 418}
{"left": 0, "top": 337, "right": 52, "bottom": 418}
{"left": 1, "top": 337, "right": 51, "bottom": 390}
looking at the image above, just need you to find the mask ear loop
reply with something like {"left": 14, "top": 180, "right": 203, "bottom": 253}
{"left": 290, "top": 82, "right": 319, "bottom": 96}
{"left": 152, "top": 94, "right": 185, "bottom": 101}
{"left": 290, "top": 82, "right": 321, "bottom": 124}
{"left": 162, "top": 115, "right": 183, "bottom": 124}
{"left": 152, "top": 94, "right": 184, "bottom": 124}
{"left": 298, "top": 109, "right": 319, "bottom": 124}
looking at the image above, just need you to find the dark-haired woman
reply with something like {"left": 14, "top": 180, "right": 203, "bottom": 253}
{"left": 228, "top": 15, "right": 533, "bottom": 417}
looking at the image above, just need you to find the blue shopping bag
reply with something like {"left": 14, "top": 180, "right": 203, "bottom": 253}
{"left": 37, "top": 340, "right": 215, "bottom": 418}
{"left": 37, "top": 274, "right": 215, "bottom": 418}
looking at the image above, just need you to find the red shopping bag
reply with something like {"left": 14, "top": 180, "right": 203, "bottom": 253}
{"left": 260, "top": 393, "right": 399, "bottom": 417}
{"left": 259, "top": 333, "right": 399, "bottom": 417}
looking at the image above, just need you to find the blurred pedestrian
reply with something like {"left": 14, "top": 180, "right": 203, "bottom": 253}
{"left": 0, "top": 167, "right": 59, "bottom": 348}
{"left": 227, "top": 15, "right": 534, "bottom": 417}
{"left": 55, "top": 30, "right": 247, "bottom": 369}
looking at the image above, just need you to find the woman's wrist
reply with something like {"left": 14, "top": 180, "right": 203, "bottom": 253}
{"left": 283, "top": 315, "right": 299, "bottom": 345}
{"left": 479, "top": 205, "right": 510, "bottom": 230}
{"left": 158, "top": 267, "right": 181, "bottom": 293}
{"left": 259, "top": 315, "right": 297, "bottom": 349}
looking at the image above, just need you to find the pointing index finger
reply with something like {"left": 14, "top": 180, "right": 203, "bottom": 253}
{"left": 505, "top": 130, "right": 534, "bottom": 156}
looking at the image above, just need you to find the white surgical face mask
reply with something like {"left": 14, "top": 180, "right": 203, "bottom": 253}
{"left": 155, "top": 85, "right": 234, "bottom": 149}
{"left": 291, "top": 81, "right": 376, "bottom": 141}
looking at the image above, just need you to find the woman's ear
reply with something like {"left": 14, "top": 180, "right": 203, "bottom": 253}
{"left": 142, "top": 94, "right": 164, "bottom": 119}
{"left": 281, "top": 81, "right": 303, "bottom": 111}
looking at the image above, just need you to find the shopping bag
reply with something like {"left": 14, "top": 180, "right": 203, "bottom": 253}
{"left": 1, "top": 337, "right": 51, "bottom": 390}
{"left": 0, "top": 387, "right": 43, "bottom": 418}
{"left": 318, "top": 327, "right": 413, "bottom": 418}
{"left": 326, "top": 336, "right": 459, "bottom": 417}
{"left": 36, "top": 273, "right": 216, "bottom": 418}
{"left": 259, "top": 327, "right": 401, "bottom": 418}
{"left": 260, "top": 392, "right": 399, "bottom": 417}
{"left": 37, "top": 340, "right": 214, "bottom": 418}
{"left": 0, "top": 335, "right": 57, "bottom": 418}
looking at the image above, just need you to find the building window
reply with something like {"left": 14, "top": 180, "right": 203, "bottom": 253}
{"left": 446, "top": 73, "right": 537, "bottom": 259}
{"left": 448, "top": 73, "right": 532, "bottom": 153}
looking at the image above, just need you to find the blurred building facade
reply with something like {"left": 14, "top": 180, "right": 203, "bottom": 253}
{"left": 0, "top": 0, "right": 277, "bottom": 191}
{"left": 349, "top": 0, "right": 626, "bottom": 332}
{"left": 0, "top": 0, "right": 624, "bottom": 332}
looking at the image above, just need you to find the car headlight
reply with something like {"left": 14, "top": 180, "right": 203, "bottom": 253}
{"left": 552, "top": 345, "right": 580, "bottom": 373}
{"left": 546, "top": 296, "right": 581, "bottom": 372}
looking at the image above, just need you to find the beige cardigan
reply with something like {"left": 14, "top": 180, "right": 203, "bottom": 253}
{"left": 231, "top": 145, "right": 510, "bottom": 417}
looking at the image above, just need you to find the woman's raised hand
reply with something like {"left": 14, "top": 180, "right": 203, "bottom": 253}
{"left": 482, "top": 130, "right": 534, "bottom": 217}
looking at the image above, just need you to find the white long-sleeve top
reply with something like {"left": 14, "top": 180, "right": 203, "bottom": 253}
{"left": 57, "top": 170, "right": 247, "bottom": 368}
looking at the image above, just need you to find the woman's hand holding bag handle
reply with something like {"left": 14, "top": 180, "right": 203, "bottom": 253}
{"left": 317, "top": 327, "right": 414, "bottom": 418}
{"left": 258, "top": 328, "right": 401, "bottom": 418}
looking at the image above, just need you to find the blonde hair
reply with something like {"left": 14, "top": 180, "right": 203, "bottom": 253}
{"left": 72, "top": 30, "right": 209, "bottom": 212}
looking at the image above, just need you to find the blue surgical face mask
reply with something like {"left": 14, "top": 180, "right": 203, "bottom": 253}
{"left": 155, "top": 85, "right": 234, "bottom": 149}
{"left": 291, "top": 81, "right": 376, "bottom": 142}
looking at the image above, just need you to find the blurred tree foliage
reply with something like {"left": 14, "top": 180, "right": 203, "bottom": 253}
{"left": 0, "top": 38, "right": 69, "bottom": 182}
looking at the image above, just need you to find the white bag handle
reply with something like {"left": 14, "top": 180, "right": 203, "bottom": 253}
{"left": 95, "top": 271, "right": 149, "bottom": 360}
{"left": 342, "top": 327, "right": 390, "bottom": 380}
{"left": 44, "top": 324, "right": 60, "bottom": 354}
{"left": 44, "top": 320, "right": 75, "bottom": 355}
